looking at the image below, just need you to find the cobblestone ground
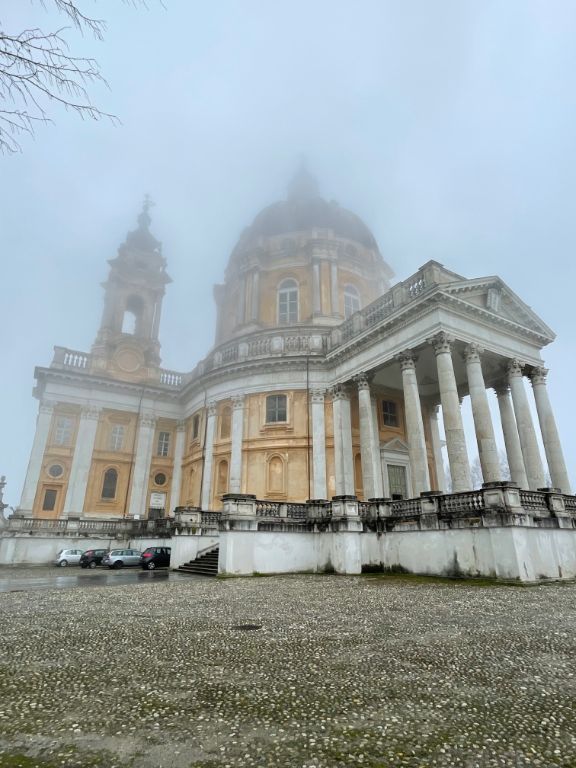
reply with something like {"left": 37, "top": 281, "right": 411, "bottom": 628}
{"left": 1, "top": 572, "right": 576, "bottom": 768}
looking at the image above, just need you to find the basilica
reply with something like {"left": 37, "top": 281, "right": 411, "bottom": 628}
{"left": 17, "top": 168, "right": 572, "bottom": 539}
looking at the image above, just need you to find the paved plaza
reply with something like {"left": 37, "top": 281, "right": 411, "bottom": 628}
{"left": 0, "top": 570, "right": 575, "bottom": 767}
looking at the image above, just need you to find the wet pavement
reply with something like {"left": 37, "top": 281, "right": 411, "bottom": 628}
{"left": 0, "top": 565, "right": 180, "bottom": 593}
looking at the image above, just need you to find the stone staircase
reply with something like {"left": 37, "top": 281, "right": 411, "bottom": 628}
{"left": 175, "top": 547, "right": 219, "bottom": 577}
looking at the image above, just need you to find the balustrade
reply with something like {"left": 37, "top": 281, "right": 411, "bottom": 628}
{"left": 438, "top": 491, "right": 484, "bottom": 514}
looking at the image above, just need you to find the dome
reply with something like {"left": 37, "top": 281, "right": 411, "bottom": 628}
{"left": 234, "top": 166, "right": 379, "bottom": 254}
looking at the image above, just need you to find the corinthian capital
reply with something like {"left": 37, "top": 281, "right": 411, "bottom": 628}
{"left": 310, "top": 388, "right": 326, "bottom": 403}
{"left": 507, "top": 358, "right": 525, "bottom": 379}
{"left": 353, "top": 373, "right": 372, "bottom": 391}
{"left": 530, "top": 366, "right": 549, "bottom": 386}
{"left": 232, "top": 394, "right": 245, "bottom": 410}
{"left": 429, "top": 332, "right": 454, "bottom": 356}
{"left": 330, "top": 384, "right": 350, "bottom": 401}
{"left": 81, "top": 405, "right": 101, "bottom": 421}
{"left": 207, "top": 400, "right": 217, "bottom": 417}
{"left": 463, "top": 342, "right": 484, "bottom": 363}
{"left": 397, "top": 350, "right": 417, "bottom": 372}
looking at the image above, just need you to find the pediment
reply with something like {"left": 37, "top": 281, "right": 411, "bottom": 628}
{"left": 382, "top": 437, "right": 409, "bottom": 453}
{"left": 440, "top": 279, "right": 555, "bottom": 341}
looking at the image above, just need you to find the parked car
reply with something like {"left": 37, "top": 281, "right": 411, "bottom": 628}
{"left": 79, "top": 548, "right": 108, "bottom": 569}
{"left": 53, "top": 549, "right": 83, "bottom": 567}
{"left": 102, "top": 549, "right": 142, "bottom": 569}
{"left": 140, "top": 546, "right": 171, "bottom": 570}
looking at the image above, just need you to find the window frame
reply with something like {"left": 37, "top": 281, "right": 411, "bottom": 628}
{"left": 54, "top": 415, "right": 73, "bottom": 446}
{"left": 101, "top": 468, "right": 118, "bottom": 500}
{"left": 344, "top": 284, "right": 361, "bottom": 319}
{"left": 109, "top": 424, "right": 125, "bottom": 452}
{"left": 382, "top": 400, "right": 399, "bottom": 428}
{"left": 156, "top": 431, "right": 171, "bottom": 457}
{"left": 266, "top": 394, "right": 288, "bottom": 424}
{"left": 277, "top": 278, "right": 299, "bottom": 324}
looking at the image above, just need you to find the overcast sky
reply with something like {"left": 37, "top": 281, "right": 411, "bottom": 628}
{"left": 1, "top": 0, "right": 575, "bottom": 506}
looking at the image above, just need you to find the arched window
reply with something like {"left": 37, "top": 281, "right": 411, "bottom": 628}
{"left": 220, "top": 406, "right": 232, "bottom": 439}
{"left": 101, "top": 468, "right": 118, "bottom": 500}
{"left": 278, "top": 279, "right": 299, "bottom": 324}
{"left": 122, "top": 295, "right": 144, "bottom": 335}
{"left": 344, "top": 285, "right": 361, "bottom": 319}
{"left": 216, "top": 459, "right": 229, "bottom": 496}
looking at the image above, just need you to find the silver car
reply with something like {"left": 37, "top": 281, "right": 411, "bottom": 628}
{"left": 53, "top": 548, "right": 83, "bottom": 567}
{"left": 102, "top": 548, "right": 142, "bottom": 569}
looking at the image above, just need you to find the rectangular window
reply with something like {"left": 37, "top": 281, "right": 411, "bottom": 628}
{"left": 42, "top": 489, "right": 57, "bottom": 511}
{"left": 54, "top": 416, "right": 73, "bottom": 446}
{"left": 266, "top": 394, "right": 287, "bottom": 423}
{"left": 192, "top": 415, "right": 200, "bottom": 439}
{"left": 382, "top": 400, "right": 398, "bottom": 427}
{"left": 157, "top": 431, "right": 171, "bottom": 457}
{"left": 109, "top": 424, "right": 125, "bottom": 452}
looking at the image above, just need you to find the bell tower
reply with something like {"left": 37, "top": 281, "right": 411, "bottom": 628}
{"left": 91, "top": 197, "right": 171, "bottom": 382}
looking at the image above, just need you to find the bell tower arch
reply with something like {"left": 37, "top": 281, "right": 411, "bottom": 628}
{"left": 91, "top": 197, "right": 171, "bottom": 382}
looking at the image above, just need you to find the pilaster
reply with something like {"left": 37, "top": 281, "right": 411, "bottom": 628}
{"left": 128, "top": 411, "right": 156, "bottom": 518}
{"left": 63, "top": 406, "right": 101, "bottom": 517}
{"left": 18, "top": 400, "right": 56, "bottom": 515}
{"left": 229, "top": 394, "right": 245, "bottom": 493}
{"left": 331, "top": 385, "right": 355, "bottom": 495}
{"left": 310, "top": 389, "right": 327, "bottom": 499}
{"left": 200, "top": 402, "right": 217, "bottom": 510}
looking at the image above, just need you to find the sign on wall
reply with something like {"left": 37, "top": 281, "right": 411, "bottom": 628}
{"left": 149, "top": 492, "right": 166, "bottom": 509}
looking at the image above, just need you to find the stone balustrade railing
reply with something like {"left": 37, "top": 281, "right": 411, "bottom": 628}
{"left": 8, "top": 486, "right": 576, "bottom": 537}
{"left": 52, "top": 347, "right": 92, "bottom": 370}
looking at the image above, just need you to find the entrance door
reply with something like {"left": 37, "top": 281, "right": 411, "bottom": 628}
{"left": 387, "top": 465, "right": 408, "bottom": 500}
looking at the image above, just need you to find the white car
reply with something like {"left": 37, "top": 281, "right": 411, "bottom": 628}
{"left": 53, "top": 548, "right": 83, "bottom": 567}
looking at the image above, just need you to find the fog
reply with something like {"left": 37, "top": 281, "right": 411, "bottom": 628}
{"left": 1, "top": 0, "right": 575, "bottom": 506}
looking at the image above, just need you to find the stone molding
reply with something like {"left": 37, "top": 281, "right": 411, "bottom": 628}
{"left": 207, "top": 401, "right": 217, "bottom": 417}
{"left": 39, "top": 400, "right": 56, "bottom": 414}
{"left": 176, "top": 420, "right": 186, "bottom": 433}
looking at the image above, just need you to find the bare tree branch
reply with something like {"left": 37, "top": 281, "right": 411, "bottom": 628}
{"left": 0, "top": 1, "right": 151, "bottom": 152}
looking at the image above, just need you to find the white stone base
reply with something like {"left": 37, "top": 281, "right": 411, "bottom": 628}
{"left": 218, "top": 527, "right": 576, "bottom": 582}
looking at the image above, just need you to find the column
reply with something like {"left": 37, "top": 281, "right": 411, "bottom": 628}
{"left": 169, "top": 421, "right": 186, "bottom": 513}
{"left": 371, "top": 395, "right": 384, "bottom": 497}
{"left": 128, "top": 412, "right": 156, "bottom": 518}
{"left": 200, "top": 402, "right": 217, "bottom": 510}
{"left": 494, "top": 384, "right": 528, "bottom": 489}
{"left": 63, "top": 406, "right": 101, "bottom": 517}
{"left": 429, "top": 405, "right": 446, "bottom": 492}
{"left": 229, "top": 394, "right": 245, "bottom": 493}
{"left": 310, "top": 389, "right": 327, "bottom": 498}
{"left": 251, "top": 272, "right": 260, "bottom": 322}
{"left": 508, "top": 359, "right": 545, "bottom": 490}
{"left": 398, "top": 352, "right": 431, "bottom": 496}
{"left": 431, "top": 333, "right": 472, "bottom": 491}
{"left": 331, "top": 385, "right": 355, "bottom": 495}
{"left": 312, "top": 262, "right": 321, "bottom": 315}
{"left": 530, "top": 367, "right": 572, "bottom": 493}
{"left": 464, "top": 343, "right": 501, "bottom": 484}
{"left": 355, "top": 375, "right": 380, "bottom": 499}
{"left": 330, "top": 262, "right": 339, "bottom": 315}
{"left": 19, "top": 400, "right": 55, "bottom": 514}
